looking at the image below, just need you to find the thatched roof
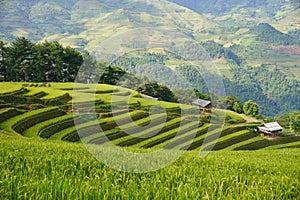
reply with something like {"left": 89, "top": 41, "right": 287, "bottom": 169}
{"left": 192, "top": 99, "right": 211, "bottom": 108}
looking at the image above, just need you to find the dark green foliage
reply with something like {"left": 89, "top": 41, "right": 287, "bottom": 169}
{"left": 175, "top": 64, "right": 208, "bottom": 93}
{"left": 137, "top": 81, "right": 178, "bottom": 103}
{"left": 99, "top": 65, "right": 126, "bottom": 85}
{"left": 76, "top": 52, "right": 99, "bottom": 84}
{"left": 0, "top": 41, "right": 8, "bottom": 80}
{"left": 175, "top": 63, "right": 300, "bottom": 116}
{"left": 290, "top": 114, "right": 300, "bottom": 132}
{"left": 229, "top": 66, "right": 300, "bottom": 116}
{"left": 250, "top": 23, "right": 300, "bottom": 45}
{"left": 0, "top": 38, "right": 83, "bottom": 82}
{"left": 200, "top": 41, "right": 242, "bottom": 65}
{"left": 6, "top": 37, "right": 34, "bottom": 81}
{"left": 278, "top": 111, "right": 300, "bottom": 132}
{"left": 243, "top": 100, "right": 259, "bottom": 117}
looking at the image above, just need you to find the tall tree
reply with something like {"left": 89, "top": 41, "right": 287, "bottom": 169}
{"left": 7, "top": 37, "right": 34, "bottom": 81}
{"left": 0, "top": 41, "right": 8, "bottom": 80}
{"left": 61, "top": 46, "right": 83, "bottom": 82}
{"left": 77, "top": 52, "right": 98, "bottom": 83}
{"left": 99, "top": 65, "right": 126, "bottom": 85}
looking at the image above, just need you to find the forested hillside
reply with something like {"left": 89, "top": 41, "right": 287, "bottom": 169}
{"left": 0, "top": 0, "right": 299, "bottom": 116}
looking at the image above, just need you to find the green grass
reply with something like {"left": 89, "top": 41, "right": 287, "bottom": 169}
{"left": 140, "top": 120, "right": 201, "bottom": 149}
{"left": 0, "top": 82, "right": 23, "bottom": 94}
{"left": 0, "top": 134, "right": 299, "bottom": 199}
{"left": 24, "top": 87, "right": 68, "bottom": 100}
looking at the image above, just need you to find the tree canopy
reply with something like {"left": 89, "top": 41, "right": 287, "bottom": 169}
{"left": 137, "top": 81, "right": 178, "bottom": 103}
{"left": 0, "top": 37, "right": 83, "bottom": 82}
{"left": 243, "top": 100, "right": 259, "bottom": 117}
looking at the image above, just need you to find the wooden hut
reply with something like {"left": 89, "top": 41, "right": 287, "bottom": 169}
{"left": 192, "top": 99, "right": 212, "bottom": 110}
{"left": 257, "top": 122, "right": 283, "bottom": 136}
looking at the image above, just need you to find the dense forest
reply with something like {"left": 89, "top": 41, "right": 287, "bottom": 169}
{"left": 250, "top": 23, "right": 300, "bottom": 45}
{"left": 176, "top": 64, "right": 300, "bottom": 116}
{"left": 113, "top": 41, "right": 300, "bottom": 116}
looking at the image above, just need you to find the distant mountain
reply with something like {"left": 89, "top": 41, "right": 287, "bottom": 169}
{"left": 168, "top": 0, "right": 300, "bottom": 25}
{"left": 0, "top": 0, "right": 299, "bottom": 116}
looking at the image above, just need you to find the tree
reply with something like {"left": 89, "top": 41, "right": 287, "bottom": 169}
{"left": 7, "top": 37, "right": 34, "bottom": 81}
{"left": 33, "top": 41, "right": 83, "bottom": 82}
{"left": 233, "top": 101, "right": 242, "bottom": 113}
{"left": 226, "top": 95, "right": 242, "bottom": 112}
{"left": 275, "top": 113, "right": 291, "bottom": 129}
{"left": 99, "top": 65, "right": 126, "bottom": 85}
{"left": 193, "top": 88, "right": 210, "bottom": 100}
{"left": 0, "top": 41, "right": 8, "bottom": 80}
{"left": 137, "top": 81, "right": 178, "bottom": 103}
{"left": 289, "top": 111, "right": 300, "bottom": 132}
{"left": 243, "top": 100, "right": 259, "bottom": 117}
{"left": 290, "top": 115, "right": 300, "bottom": 132}
{"left": 77, "top": 52, "right": 98, "bottom": 83}
{"left": 61, "top": 46, "right": 83, "bottom": 82}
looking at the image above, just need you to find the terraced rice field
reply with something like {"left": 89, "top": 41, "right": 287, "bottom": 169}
{"left": 0, "top": 82, "right": 299, "bottom": 199}
{"left": 0, "top": 82, "right": 299, "bottom": 151}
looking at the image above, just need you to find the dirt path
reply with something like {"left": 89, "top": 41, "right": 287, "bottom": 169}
{"left": 0, "top": 130, "right": 14, "bottom": 136}
{"left": 220, "top": 109, "right": 262, "bottom": 123}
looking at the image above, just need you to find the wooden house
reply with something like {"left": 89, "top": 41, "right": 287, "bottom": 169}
{"left": 257, "top": 122, "right": 283, "bottom": 136}
{"left": 192, "top": 99, "right": 212, "bottom": 110}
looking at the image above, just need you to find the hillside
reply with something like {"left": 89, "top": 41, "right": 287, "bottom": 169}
{"left": 0, "top": 82, "right": 300, "bottom": 199}
{"left": 1, "top": 1, "right": 300, "bottom": 198}
{"left": 0, "top": 82, "right": 299, "bottom": 152}
{"left": 0, "top": 0, "right": 299, "bottom": 116}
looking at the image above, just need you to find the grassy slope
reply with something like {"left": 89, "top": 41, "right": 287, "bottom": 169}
{"left": 0, "top": 82, "right": 299, "bottom": 198}
{"left": 0, "top": 134, "right": 299, "bottom": 199}
{"left": 1, "top": 82, "right": 299, "bottom": 151}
